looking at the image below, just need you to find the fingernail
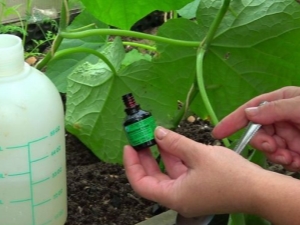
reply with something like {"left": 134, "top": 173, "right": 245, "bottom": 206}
{"left": 245, "top": 107, "right": 259, "bottom": 116}
{"left": 262, "top": 142, "right": 273, "bottom": 152}
{"left": 155, "top": 126, "right": 168, "bottom": 140}
{"left": 276, "top": 156, "right": 287, "bottom": 165}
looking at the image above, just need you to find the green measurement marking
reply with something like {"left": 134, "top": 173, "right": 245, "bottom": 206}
{"left": 6, "top": 136, "right": 48, "bottom": 150}
{"left": 29, "top": 136, "right": 48, "bottom": 144}
{"left": 2, "top": 135, "right": 52, "bottom": 225}
{"left": 40, "top": 220, "right": 52, "bottom": 225}
{"left": 7, "top": 144, "right": 28, "bottom": 150}
{"left": 34, "top": 199, "right": 51, "bottom": 207}
{"left": 10, "top": 198, "right": 31, "bottom": 203}
{"left": 52, "top": 167, "right": 62, "bottom": 178}
{"left": 8, "top": 172, "right": 30, "bottom": 176}
{"left": 7, "top": 136, "right": 48, "bottom": 150}
{"left": 50, "top": 126, "right": 60, "bottom": 136}
{"left": 51, "top": 145, "right": 61, "bottom": 156}
{"left": 33, "top": 177, "right": 50, "bottom": 185}
{"left": 28, "top": 144, "right": 36, "bottom": 225}
{"left": 27, "top": 135, "right": 48, "bottom": 225}
{"left": 0, "top": 200, "right": 3, "bottom": 204}
{"left": 55, "top": 209, "right": 64, "bottom": 220}
{"left": 31, "top": 155, "right": 49, "bottom": 163}
{"left": 53, "top": 188, "right": 63, "bottom": 199}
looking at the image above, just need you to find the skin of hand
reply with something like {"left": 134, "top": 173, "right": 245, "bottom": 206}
{"left": 212, "top": 86, "right": 300, "bottom": 171}
{"left": 124, "top": 127, "right": 300, "bottom": 225}
{"left": 124, "top": 127, "right": 264, "bottom": 216}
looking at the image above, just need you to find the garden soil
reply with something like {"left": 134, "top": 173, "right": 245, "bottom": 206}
{"left": 65, "top": 116, "right": 300, "bottom": 225}
{"left": 65, "top": 117, "right": 230, "bottom": 225}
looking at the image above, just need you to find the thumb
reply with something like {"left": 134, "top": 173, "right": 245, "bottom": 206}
{"left": 245, "top": 97, "right": 300, "bottom": 124}
{"left": 155, "top": 126, "right": 201, "bottom": 166}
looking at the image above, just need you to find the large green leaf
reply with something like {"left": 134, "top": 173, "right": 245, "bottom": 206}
{"left": 177, "top": 0, "right": 201, "bottom": 19}
{"left": 46, "top": 10, "right": 108, "bottom": 92}
{"left": 196, "top": 0, "right": 300, "bottom": 121}
{"left": 122, "top": 49, "right": 152, "bottom": 67}
{"left": 65, "top": 38, "right": 125, "bottom": 162}
{"left": 80, "top": 0, "right": 194, "bottom": 30}
{"left": 155, "top": 18, "right": 208, "bottom": 118}
{"left": 65, "top": 20, "right": 199, "bottom": 163}
{"left": 48, "top": 0, "right": 300, "bottom": 168}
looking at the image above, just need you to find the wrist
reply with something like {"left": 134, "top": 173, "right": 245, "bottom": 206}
{"left": 249, "top": 169, "right": 300, "bottom": 224}
{"left": 242, "top": 168, "right": 272, "bottom": 215}
{"left": 231, "top": 165, "right": 268, "bottom": 215}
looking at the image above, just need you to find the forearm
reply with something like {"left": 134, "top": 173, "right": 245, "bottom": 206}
{"left": 250, "top": 170, "right": 300, "bottom": 225}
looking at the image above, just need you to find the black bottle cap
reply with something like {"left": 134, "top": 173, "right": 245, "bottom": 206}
{"left": 122, "top": 93, "right": 140, "bottom": 114}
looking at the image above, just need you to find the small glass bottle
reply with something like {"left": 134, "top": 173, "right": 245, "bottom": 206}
{"left": 122, "top": 93, "right": 156, "bottom": 150}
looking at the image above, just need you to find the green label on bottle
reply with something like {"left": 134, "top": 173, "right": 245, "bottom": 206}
{"left": 125, "top": 116, "right": 156, "bottom": 146}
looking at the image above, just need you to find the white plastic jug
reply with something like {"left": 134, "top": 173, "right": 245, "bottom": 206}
{"left": 0, "top": 34, "right": 67, "bottom": 225}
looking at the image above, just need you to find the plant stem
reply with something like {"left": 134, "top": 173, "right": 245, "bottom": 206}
{"left": 36, "top": 0, "right": 68, "bottom": 70}
{"left": 61, "top": 29, "right": 200, "bottom": 47}
{"left": 172, "top": 10, "right": 178, "bottom": 19}
{"left": 201, "top": 0, "right": 230, "bottom": 49}
{"left": 172, "top": 80, "right": 199, "bottom": 127}
{"left": 22, "top": 0, "right": 32, "bottom": 46}
{"left": 194, "top": 0, "right": 231, "bottom": 147}
{"left": 59, "top": 0, "right": 69, "bottom": 31}
{"left": 121, "top": 41, "right": 156, "bottom": 52}
{"left": 196, "top": 48, "right": 216, "bottom": 124}
{"left": 36, "top": 23, "right": 52, "bottom": 46}
{"left": 28, "top": 39, "right": 48, "bottom": 55}
{"left": 184, "top": 80, "right": 198, "bottom": 118}
{"left": 196, "top": 48, "right": 230, "bottom": 147}
{"left": 69, "top": 23, "right": 96, "bottom": 32}
{"left": 51, "top": 47, "right": 117, "bottom": 75}
{"left": 0, "top": 1, "right": 4, "bottom": 24}
{"left": 35, "top": 35, "right": 63, "bottom": 70}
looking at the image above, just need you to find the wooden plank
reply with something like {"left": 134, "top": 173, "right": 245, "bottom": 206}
{"left": 135, "top": 210, "right": 177, "bottom": 225}
{"left": 1, "top": 0, "right": 78, "bottom": 24}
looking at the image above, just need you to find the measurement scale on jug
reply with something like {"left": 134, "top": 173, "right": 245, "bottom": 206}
{"left": 0, "top": 126, "right": 67, "bottom": 225}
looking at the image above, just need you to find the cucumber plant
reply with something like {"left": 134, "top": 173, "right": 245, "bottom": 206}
{"left": 36, "top": 0, "right": 300, "bottom": 224}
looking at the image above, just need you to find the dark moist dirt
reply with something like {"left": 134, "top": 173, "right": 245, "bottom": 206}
{"left": 65, "top": 117, "right": 230, "bottom": 225}
{"left": 65, "top": 116, "right": 300, "bottom": 225}
{"left": 65, "top": 132, "right": 158, "bottom": 225}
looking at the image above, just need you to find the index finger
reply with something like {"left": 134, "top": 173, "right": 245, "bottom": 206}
{"left": 212, "top": 88, "right": 288, "bottom": 139}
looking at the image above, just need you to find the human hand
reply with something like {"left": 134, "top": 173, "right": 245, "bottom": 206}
{"left": 123, "top": 127, "right": 263, "bottom": 217}
{"left": 213, "top": 86, "right": 300, "bottom": 171}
